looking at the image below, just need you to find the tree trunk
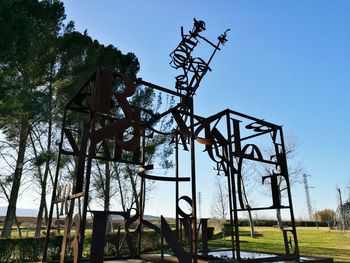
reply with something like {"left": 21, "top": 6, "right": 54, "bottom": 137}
{"left": 247, "top": 209, "right": 255, "bottom": 237}
{"left": 239, "top": 175, "right": 255, "bottom": 237}
{"left": 115, "top": 164, "right": 126, "bottom": 212}
{"left": 35, "top": 184, "right": 47, "bottom": 236}
{"left": 104, "top": 161, "right": 113, "bottom": 233}
{"left": 126, "top": 165, "right": 139, "bottom": 210}
{"left": 56, "top": 204, "right": 61, "bottom": 234}
{"left": 15, "top": 216, "right": 22, "bottom": 238}
{"left": 276, "top": 208, "right": 284, "bottom": 228}
{"left": 1, "top": 118, "right": 29, "bottom": 237}
{"left": 104, "top": 161, "right": 111, "bottom": 211}
{"left": 276, "top": 179, "right": 284, "bottom": 228}
{"left": 35, "top": 70, "right": 53, "bottom": 237}
{"left": 44, "top": 201, "right": 48, "bottom": 223}
{"left": 34, "top": 132, "right": 51, "bottom": 236}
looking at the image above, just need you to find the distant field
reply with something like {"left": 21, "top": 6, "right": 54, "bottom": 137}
{"left": 0, "top": 216, "right": 37, "bottom": 223}
{"left": 208, "top": 227, "right": 350, "bottom": 263}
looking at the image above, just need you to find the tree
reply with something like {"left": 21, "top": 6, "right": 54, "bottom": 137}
{"left": 0, "top": 140, "right": 29, "bottom": 237}
{"left": 0, "top": 0, "right": 141, "bottom": 237}
{"left": 0, "top": 0, "right": 66, "bottom": 237}
{"left": 29, "top": 124, "right": 57, "bottom": 237}
{"left": 237, "top": 160, "right": 258, "bottom": 237}
{"left": 263, "top": 135, "right": 304, "bottom": 228}
{"left": 210, "top": 176, "right": 229, "bottom": 239}
{"left": 315, "top": 209, "right": 335, "bottom": 230}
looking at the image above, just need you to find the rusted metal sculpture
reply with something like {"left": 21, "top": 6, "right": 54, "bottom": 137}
{"left": 43, "top": 19, "right": 300, "bottom": 263}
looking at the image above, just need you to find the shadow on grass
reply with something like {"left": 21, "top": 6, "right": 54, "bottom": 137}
{"left": 211, "top": 231, "right": 262, "bottom": 241}
{"left": 299, "top": 245, "right": 350, "bottom": 262}
{"left": 239, "top": 230, "right": 263, "bottom": 238}
{"left": 209, "top": 238, "right": 247, "bottom": 251}
{"left": 211, "top": 232, "right": 226, "bottom": 240}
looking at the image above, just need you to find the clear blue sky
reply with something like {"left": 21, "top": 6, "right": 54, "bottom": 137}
{"left": 41, "top": 1, "right": 350, "bottom": 219}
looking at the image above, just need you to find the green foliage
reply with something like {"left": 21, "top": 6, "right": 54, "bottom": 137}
{"left": 47, "top": 235, "right": 63, "bottom": 261}
{"left": 33, "top": 150, "right": 55, "bottom": 167}
{"left": 0, "top": 0, "right": 66, "bottom": 134}
{"left": 17, "top": 237, "right": 43, "bottom": 262}
{"left": 0, "top": 0, "right": 140, "bottom": 139}
{"left": 0, "top": 236, "right": 62, "bottom": 262}
{"left": 0, "top": 231, "right": 160, "bottom": 262}
{"left": 207, "top": 227, "right": 215, "bottom": 240}
{"left": 0, "top": 238, "right": 14, "bottom": 262}
{"left": 140, "top": 231, "right": 162, "bottom": 252}
{"left": 0, "top": 0, "right": 142, "bottom": 236}
{"left": 56, "top": 31, "right": 139, "bottom": 112}
{"left": 0, "top": 0, "right": 174, "bottom": 243}
{"left": 222, "top": 221, "right": 233, "bottom": 236}
{"left": 294, "top": 221, "right": 327, "bottom": 227}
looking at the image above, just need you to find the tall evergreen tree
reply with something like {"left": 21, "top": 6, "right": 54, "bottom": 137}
{"left": 0, "top": 0, "right": 141, "bottom": 237}
{"left": 0, "top": 0, "right": 66, "bottom": 237}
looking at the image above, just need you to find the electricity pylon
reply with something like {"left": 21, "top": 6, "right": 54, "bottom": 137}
{"left": 303, "top": 174, "right": 318, "bottom": 227}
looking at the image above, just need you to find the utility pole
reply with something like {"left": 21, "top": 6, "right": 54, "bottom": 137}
{"left": 198, "top": 191, "right": 202, "bottom": 219}
{"left": 303, "top": 174, "right": 318, "bottom": 227}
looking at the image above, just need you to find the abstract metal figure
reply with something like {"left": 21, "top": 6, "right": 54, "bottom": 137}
{"left": 170, "top": 18, "right": 229, "bottom": 97}
{"left": 43, "top": 19, "right": 300, "bottom": 263}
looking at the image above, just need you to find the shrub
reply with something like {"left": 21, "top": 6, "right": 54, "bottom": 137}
{"left": 0, "top": 235, "right": 62, "bottom": 262}
{"left": 0, "top": 238, "right": 14, "bottom": 262}
{"left": 17, "top": 237, "right": 43, "bottom": 262}
{"left": 207, "top": 227, "right": 215, "bottom": 240}
{"left": 47, "top": 235, "right": 63, "bottom": 261}
{"left": 222, "top": 221, "right": 233, "bottom": 236}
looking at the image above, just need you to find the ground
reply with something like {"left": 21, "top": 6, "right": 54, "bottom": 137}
{"left": 208, "top": 227, "right": 350, "bottom": 262}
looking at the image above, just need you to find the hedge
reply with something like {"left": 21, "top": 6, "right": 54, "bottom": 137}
{"left": 0, "top": 236, "right": 62, "bottom": 262}
{"left": 0, "top": 231, "right": 163, "bottom": 262}
{"left": 207, "top": 227, "right": 215, "bottom": 240}
{"left": 0, "top": 228, "right": 217, "bottom": 262}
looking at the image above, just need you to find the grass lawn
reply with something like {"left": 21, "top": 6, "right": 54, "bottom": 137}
{"left": 208, "top": 227, "right": 350, "bottom": 263}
